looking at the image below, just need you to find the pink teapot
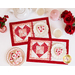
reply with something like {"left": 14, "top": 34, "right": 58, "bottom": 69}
{"left": 50, "top": 9, "right": 60, "bottom": 21}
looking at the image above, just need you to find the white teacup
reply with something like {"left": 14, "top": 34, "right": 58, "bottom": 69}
{"left": 36, "top": 8, "right": 45, "bottom": 16}
{"left": 53, "top": 28, "right": 63, "bottom": 38}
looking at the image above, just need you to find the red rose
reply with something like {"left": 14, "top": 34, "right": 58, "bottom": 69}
{"left": 0, "top": 17, "right": 4, "bottom": 22}
{"left": 64, "top": 13, "right": 74, "bottom": 25}
{"left": 0, "top": 23, "right": 1, "bottom": 28}
{"left": 5, "top": 18, "right": 7, "bottom": 21}
{"left": 65, "top": 25, "right": 74, "bottom": 34}
{"left": 3, "top": 17, "right": 7, "bottom": 22}
{"left": 61, "top": 10, "right": 72, "bottom": 18}
{"left": 4, "top": 15, "right": 9, "bottom": 18}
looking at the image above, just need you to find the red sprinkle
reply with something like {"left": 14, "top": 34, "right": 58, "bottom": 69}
{"left": 40, "top": 30, "right": 42, "bottom": 32}
{"left": 38, "top": 27, "right": 39, "bottom": 29}
{"left": 42, "top": 28, "right": 44, "bottom": 30}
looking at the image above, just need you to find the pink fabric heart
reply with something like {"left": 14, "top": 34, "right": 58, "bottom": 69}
{"left": 32, "top": 42, "right": 48, "bottom": 58}
{"left": 15, "top": 25, "right": 30, "bottom": 40}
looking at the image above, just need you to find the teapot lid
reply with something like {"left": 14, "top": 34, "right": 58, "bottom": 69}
{"left": 50, "top": 9, "right": 60, "bottom": 20}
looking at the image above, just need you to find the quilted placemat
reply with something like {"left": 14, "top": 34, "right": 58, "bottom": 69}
{"left": 9, "top": 17, "right": 51, "bottom": 46}
{"left": 27, "top": 37, "right": 69, "bottom": 65}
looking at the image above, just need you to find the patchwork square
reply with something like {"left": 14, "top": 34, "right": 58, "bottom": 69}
{"left": 9, "top": 17, "right": 51, "bottom": 46}
{"left": 36, "top": 46, "right": 44, "bottom": 54}
{"left": 29, "top": 40, "right": 51, "bottom": 60}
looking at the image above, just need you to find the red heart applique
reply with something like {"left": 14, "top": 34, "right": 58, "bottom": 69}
{"left": 55, "top": 48, "right": 63, "bottom": 56}
{"left": 32, "top": 42, "right": 48, "bottom": 58}
{"left": 15, "top": 25, "right": 30, "bottom": 40}
{"left": 38, "top": 26, "right": 45, "bottom": 32}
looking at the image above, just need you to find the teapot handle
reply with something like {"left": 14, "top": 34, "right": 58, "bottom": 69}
{"left": 58, "top": 18, "right": 61, "bottom": 20}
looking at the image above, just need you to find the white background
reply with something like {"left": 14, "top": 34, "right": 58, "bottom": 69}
{"left": 0, "top": 0, "right": 75, "bottom": 75}
{"left": 0, "top": 8, "right": 75, "bottom": 66}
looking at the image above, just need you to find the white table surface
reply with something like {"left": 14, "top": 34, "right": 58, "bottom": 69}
{"left": 0, "top": 8, "right": 75, "bottom": 66}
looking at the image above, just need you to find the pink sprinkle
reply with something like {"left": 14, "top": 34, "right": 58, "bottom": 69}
{"left": 17, "top": 51, "right": 20, "bottom": 52}
{"left": 39, "top": 29, "right": 40, "bottom": 30}
{"left": 15, "top": 53, "right": 17, "bottom": 55}
{"left": 56, "top": 49, "right": 58, "bottom": 50}
{"left": 56, "top": 49, "right": 58, "bottom": 52}
{"left": 10, "top": 53, "right": 14, "bottom": 55}
{"left": 13, "top": 55, "right": 15, "bottom": 57}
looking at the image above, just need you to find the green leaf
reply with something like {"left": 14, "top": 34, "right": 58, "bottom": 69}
{"left": 2, "top": 22, "right": 5, "bottom": 26}
{"left": 73, "top": 21, "right": 75, "bottom": 26}
{"left": 3, "top": 17, "right": 5, "bottom": 18}
{"left": 73, "top": 24, "right": 75, "bottom": 26}
{"left": 1, "top": 23, "right": 5, "bottom": 28}
{"left": 0, "top": 22, "right": 2, "bottom": 24}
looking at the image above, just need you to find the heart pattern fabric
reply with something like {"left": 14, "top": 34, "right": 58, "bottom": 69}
{"left": 55, "top": 48, "right": 63, "bottom": 56}
{"left": 32, "top": 42, "right": 48, "bottom": 58}
{"left": 15, "top": 25, "right": 30, "bottom": 40}
{"left": 38, "top": 26, "right": 45, "bottom": 32}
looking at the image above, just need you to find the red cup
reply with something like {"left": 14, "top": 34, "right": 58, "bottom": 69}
{"left": 0, "top": 26, "right": 7, "bottom": 33}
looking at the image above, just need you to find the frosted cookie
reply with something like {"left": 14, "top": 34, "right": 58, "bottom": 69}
{"left": 6, "top": 47, "right": 25, "bottom": 66}
{"left": 33, "top": 22, "right": 48, "bottom": 37}
{"left": 51, "top": 43, "right": 66, "bottom": 60}
{"left": 36, "top": 8, "right": 45, "bottom": 16}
